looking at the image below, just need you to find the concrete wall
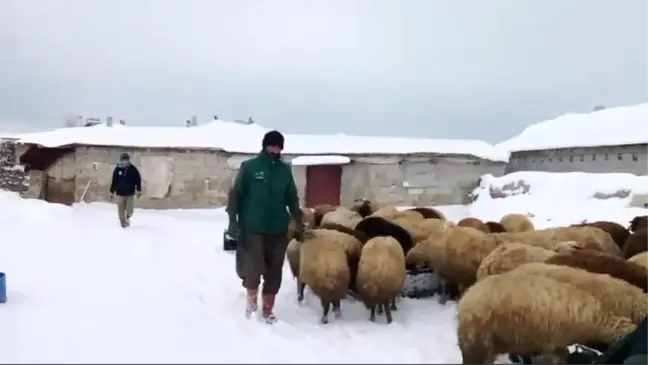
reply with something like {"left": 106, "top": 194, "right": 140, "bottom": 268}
{"left": 507, "top": 144, "right": 648, "bottom": 176}
{"left": 22, "top": 145, "right": 507, "bottom": 208}
{"left": 338, "top": 155, "right": 505, "bottom": 206}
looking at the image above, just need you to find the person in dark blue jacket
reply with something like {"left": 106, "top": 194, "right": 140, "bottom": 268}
{"left": 109, "top": 153, "right": 142, "bottom": 228}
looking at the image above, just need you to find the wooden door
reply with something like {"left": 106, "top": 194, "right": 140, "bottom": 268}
{"left": 305, "top": 165, "right": 342, "bottom": 207}
{"left": 45, "top": 176, "right": 76, "bottom": 206}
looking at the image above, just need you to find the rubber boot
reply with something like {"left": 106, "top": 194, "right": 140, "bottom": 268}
{"left": 261, "top": 293, "right": 277, "bottom": 324}
{"left": 245, "top": 288, "right": 258, "bottom": 318}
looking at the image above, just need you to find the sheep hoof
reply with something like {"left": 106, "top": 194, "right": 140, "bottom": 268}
{"left": 389, "top": 302, "right": 397, "bottom": 311}
{"left": 334, "top": 308, "right": 342, "bottom": 319}
{"left": 320, "top": 316, "right": 329, "bottom": 324}
{"left": 297, "top": 294, "right": 304, "bottom": 303}
{"left": 438, "top": 294, "right": 449, "bottom": 305}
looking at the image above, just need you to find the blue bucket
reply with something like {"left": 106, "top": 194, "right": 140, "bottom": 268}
{"left": 0, "top": 272, "right": 6, "bottom": 303}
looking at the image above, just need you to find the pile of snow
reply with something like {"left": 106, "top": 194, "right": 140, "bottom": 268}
{"left": 470, "top": 171, "right": 648, "bottom": 228}
{"left": 497, "top": 103, "right": 648, "bottom": 152}
{"left": 10, "top": 119, "right": 509, "bottom": 162}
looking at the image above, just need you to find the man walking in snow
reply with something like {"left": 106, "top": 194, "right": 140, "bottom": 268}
{"left": 110, "top": 153, "right": 142, "bottom": 228}
{"left": 226, "top": 130, "right": 304, "bottom": 324}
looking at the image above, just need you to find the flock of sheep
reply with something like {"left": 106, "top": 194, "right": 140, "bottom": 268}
{"left": 283, "top": 199, "right": 648, "bottom": 364}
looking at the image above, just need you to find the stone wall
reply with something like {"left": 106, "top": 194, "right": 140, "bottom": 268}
{"left": 507, "top": 144, "right": 648, "bottom": 176}
{"left": 0, "top": 140, "right": 28, "bottom": 193}
{"left": 20, "top": 145, "right": 507, "bottom": 208}
{"left": 339, "top": 155, "right": 506, "bottom": 206}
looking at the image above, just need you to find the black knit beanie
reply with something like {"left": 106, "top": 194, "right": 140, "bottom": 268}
{"left": 262, "top": 130, "right": 285, "bottom": 149}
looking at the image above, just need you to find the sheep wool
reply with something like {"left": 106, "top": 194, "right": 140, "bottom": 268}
{"left": 628, "top": 251, "right": 648, "bottom": 270}
{"left": 500, "top": 213, "right": 535, "bottom": 233}
{"left": 512, "top": 263, "right": 648, "bottom": 323}
{"left": 406, "top": 207, "right": 447, "bottom": 220}
{"left": 298, "top": 229, "right": 353, "bottom": 324}
{"left": 573, "top": 221, "right": 629, "bottom": 251}
{"left": 545, "top": 249, "right": 648, "bottom": 293}
{"left": 313, "top": 204, "right": 338, "bottom": 227}
{"left": 457, "top": 272, "right": 637, "bottom": 364}
{"left": 476, "top": 242, "right": 556, "bottom": 281}
{"left": 356, "top": 236, "right": 406, "bottom": 324}
{"left": 457, "top": 217, "right": 490, "bottom": 233}
{"left": 386, "top": 217, "right": 447, "bottom": 244}
{"left": 623, "top": 228, "right": 647, "bottom": 259}
{"left": 320, "top": 207, "right": 363, "bottom": 229}
{"left": 485, "top": 221, "right": 507, "bottom": 233}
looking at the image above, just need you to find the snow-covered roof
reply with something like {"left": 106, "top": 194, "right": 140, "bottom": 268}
{"left": 290, "top": 155, "right": 351, "bottom": 166}
{"left": 11, "top": 120, "right": 509, "bottom": 162}
{"left": 497, "top": 103, "right": 648, "bottom": 152}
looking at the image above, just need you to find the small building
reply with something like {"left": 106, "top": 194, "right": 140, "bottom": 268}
{"left": 11, "top": 120, "right": 508, "bottom": 208}
{"left": 500, "top": 103, "right": 648, "bottom": 176}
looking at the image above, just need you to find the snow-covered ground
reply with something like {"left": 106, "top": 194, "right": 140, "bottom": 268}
{"left": 1, "top": 171, "right": 647, "bottom": 363}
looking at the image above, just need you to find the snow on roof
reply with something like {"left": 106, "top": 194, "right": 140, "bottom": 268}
{"left": 497, "top": 103, "right": 648, "bottom": 152}
{"left": 290, "top": 155, "right": 351, "bottom": 166}
{"left": 11, "top": 120, "right": 509, "bottom": 162}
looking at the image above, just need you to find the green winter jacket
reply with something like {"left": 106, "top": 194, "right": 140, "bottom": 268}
{"left": 228, "top": 151, "right": 302, "bottom": 234}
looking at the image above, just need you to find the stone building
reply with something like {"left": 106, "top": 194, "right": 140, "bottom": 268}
{"left": 500, "top": 103, "right": 648, "bottom": 176}
{"left": 11, "top": 120, "right": 508, "bottom": 208}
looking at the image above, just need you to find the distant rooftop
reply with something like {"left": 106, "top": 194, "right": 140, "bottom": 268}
{"left": 496, "top": 103, "right": 648, "bottom": 152}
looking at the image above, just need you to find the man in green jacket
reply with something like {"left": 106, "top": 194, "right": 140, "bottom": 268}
{"left": 226, "top": 130, "right": 304, "bottom": 324}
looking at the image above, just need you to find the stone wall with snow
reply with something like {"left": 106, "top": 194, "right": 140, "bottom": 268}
{"left": 21, "top": 145, "right": 506, "bottom": 209}
{"left": 0, "top": 141, "right": 28, "bottom": 193}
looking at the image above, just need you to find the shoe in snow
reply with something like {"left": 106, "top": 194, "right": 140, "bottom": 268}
{"left": 261, "top": 293, "right": 277, "bottom": 324}
{"left": 245, "top": 289, "right": 258, "bottom": 318}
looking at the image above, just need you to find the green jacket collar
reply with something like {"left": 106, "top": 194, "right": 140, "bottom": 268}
{"left": 258, "top": 150, "right": 281, "bottom": 163}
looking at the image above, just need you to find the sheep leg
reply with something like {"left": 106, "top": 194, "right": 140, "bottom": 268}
{"left": 320, "top": 297, "right": 330, "bottom": 324}
{"left": 383, "top": 302, "right": 393, "bottom": 324}
{"left": 297, "top": 280, "right": 306, "bottom": 303}
{"left": 333, "top": 299, "right": 342, "bottom": 319}
{"left": 369, "top": 305, "right": 377, "bottom": 322}
{"left": 389, "top": 296, "right": 398, "bottom": 311}
{"left": 438, "top": 280, "right": 449, "bottom": 305}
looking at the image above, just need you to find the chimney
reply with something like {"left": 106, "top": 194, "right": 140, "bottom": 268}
{"left": 106, "top": 116, "right": 113, "bottom": 127}
{"left": 191, "top": 115, "right": 198, "bottom": 127}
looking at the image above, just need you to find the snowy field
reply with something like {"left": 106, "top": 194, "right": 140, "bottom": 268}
{"left": 0, "top": 171, "right": 647, "bottom": 363}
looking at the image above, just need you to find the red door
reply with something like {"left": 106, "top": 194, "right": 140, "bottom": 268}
{"left": 305, "top": 165, "right": 342, "bottom": 208}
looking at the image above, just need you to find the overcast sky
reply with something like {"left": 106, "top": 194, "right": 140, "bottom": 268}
{"left": 0, "top": 0, "right": 645, "bottom": 142}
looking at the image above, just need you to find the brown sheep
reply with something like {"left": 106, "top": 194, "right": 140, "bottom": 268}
{"left": 572, "top": 221, "right": 629, "bottom": 251}
{"left": 629, "top": 215, "right": 648, "bottom": 233}
{"left": 512, "top": 263, "right": 648, "bottom": 323}
{"left": 545, "top": 248, "right": 648, "bottom": 293}
{"left": 457, "top": 272, "right": 637, "bottom": 364}
{"left": 313, "top": 204, "right": 337, "bottom": 227}
{"left": 485, "top": 221, "right": 506, "bottom": 233}
{"left": 457, "top": 217, "right": 490, "bottom": 233}
{"left": 298, "top": 229, "right": 362, "bottom": 323}
{"left": 409, "top": 225, "right": 499, "bottom": 303}
{"left": 356, "top": 236, "right": 406, "bottom": 324}
{"left": 623, "top": 228, "right": 647, "bottom": 259}
{"left": 500, "top": 213, "right": 535, "bottom": 233}
{"left": 628, "top": 251, "right": 648, "bottom": 269}
{"left": 476, "top": 242, "right": 556, "bottom": 281}
{"left": 406, "top": 207, "right": 446, "bottom": 220}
